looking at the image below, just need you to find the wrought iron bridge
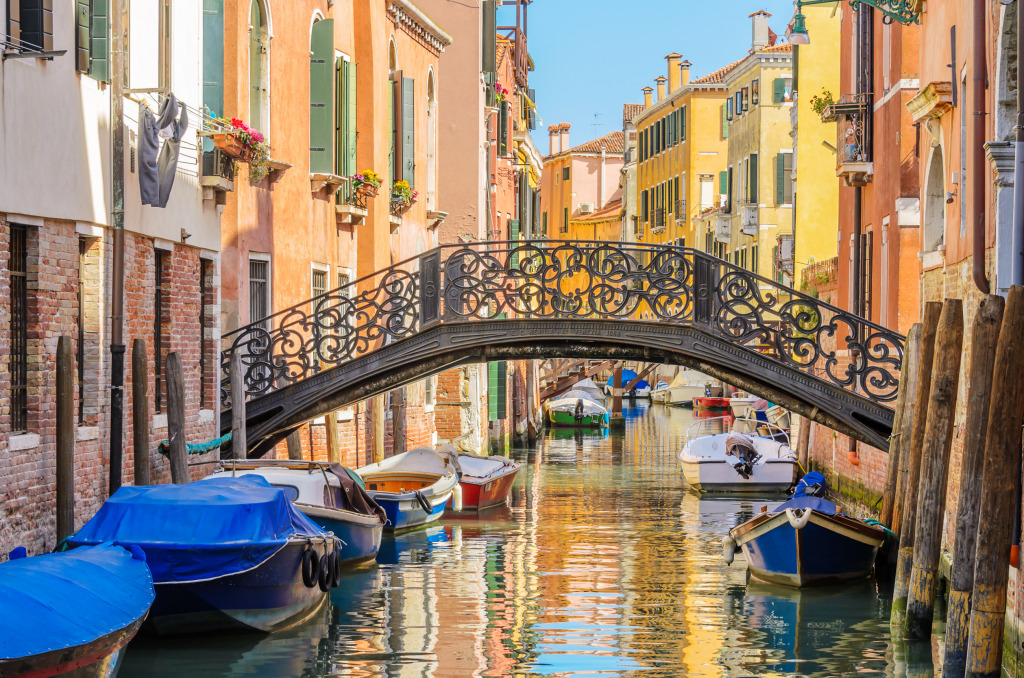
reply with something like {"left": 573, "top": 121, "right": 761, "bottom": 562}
{"left": 220, "top": 241, "right": 904, "bottom": 456}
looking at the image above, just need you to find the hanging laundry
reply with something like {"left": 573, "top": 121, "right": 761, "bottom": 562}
{"left": 139, "top": 94, "right": 189, "bottom": 208}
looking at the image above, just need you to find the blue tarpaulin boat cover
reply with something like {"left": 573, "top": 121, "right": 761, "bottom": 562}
{"left": 68, "top": 476, "right": 326, "bottom": 583}
{"left": 774, "top": 496, "right": 841, "bottom": 516}
{"left": 605, "top": 370, "right": 650, "bottom": 390}
{"left": 0, "top": 543, "right": 154, "bottom": 660}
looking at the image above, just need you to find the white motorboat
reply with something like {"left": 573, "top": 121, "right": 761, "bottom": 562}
{"left": 661, "top": 369, "right": 723, "bottom": 406}
{"left": 678, "top": 417, "right": 799, "bottom": 493}
{"left": 728, "top": 393, "right": 762, "bottom": 417}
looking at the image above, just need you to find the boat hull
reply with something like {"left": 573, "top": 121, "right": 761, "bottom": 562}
{"left": 731, "top": 511, "right": 885, "bottom": 587}
{"left": 301, "top": 506, "right": 383, "bottom": 566}
{"left": 680, "top": 459, "right": 797, "bottom": 493}
{"left": 0, "top": 618, "right": 144, "bottom": 678}
{"left": 373, "top": 493, "right": 448, "bottom": 532}
{"left": 145, "top": 540, "right": 330, "bottom": 636}
{"left": 693, "top": 396, "right": 730, "bottom": 409}
{"left": 547, "top": 409, "right": 608, "bottom": 427}
{"left": 668, "top": 384, "right": 723, "bottom": 405}
{"left": 455, "top": 465, "right": 521, "bottom": 510}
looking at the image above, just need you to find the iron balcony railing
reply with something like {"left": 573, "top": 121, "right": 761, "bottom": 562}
{"left": 652, "top": 208, "right": 666, "bottom": 232}
{"left": 221, "top": 240, "right": 905, "bottom": 410}
{"left": 823, "top": 93, "right": 872, "bottom": 170}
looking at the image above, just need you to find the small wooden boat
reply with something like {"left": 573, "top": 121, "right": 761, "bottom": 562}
{"left": 602, "top": 369, "right": 652, "bottom": 398}
{"left": 727, "top": 496, "right": 887, "bottom": 587}
{"left": 693, "top": 396, "right": 731, "bottom": 409}
{"left": 68, "top": 476, "right": 341, "bottom": 635}
{"left": 679, "top": 418, "right": 798, "bottom": 493}
{"left": 0, "top": 543, "right": 154, "bottom": 678}
{"left": 545, "top": 389, "right": 610, "bottom": 427}
{"left": 206, "top": 460, "right": 386, "bottom": 567}
{"left": 661, "top": 370, "right": 724, "bottom": 406}
{"left": 446, "top": 451, "right": 522, "bottom": 510}
{"left": 728, "top": 393, "right": 761, "bottom": 416}
{"left": 356, "top": 448, "right": 459, "bottom": 532}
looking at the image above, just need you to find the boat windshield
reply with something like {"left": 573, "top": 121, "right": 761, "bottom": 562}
{"left": 684, "top": 416, "right": 790, "bottom": 445}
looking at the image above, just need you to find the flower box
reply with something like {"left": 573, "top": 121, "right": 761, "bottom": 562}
{"left": 212, "top": 133, "right": 253, "bottom": 162}
{"left": 356, "top": 183, "right": 379, "bottom": 198}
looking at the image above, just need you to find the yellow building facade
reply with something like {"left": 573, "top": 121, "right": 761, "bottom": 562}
{"left": 790, "top": 3, "right": 841, "bottom": 280}
{"left": 634, "top": 54, "right": 738, "bottom": 248}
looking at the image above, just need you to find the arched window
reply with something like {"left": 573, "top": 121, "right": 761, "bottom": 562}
{"left": 249, "top": 0, "right": 270, "bottom": 136}
{"left": 427, "top": 69, "right": 436, "bottom": 210}
{"left": 923, "top": 147, "right": 946, "bottom": 252}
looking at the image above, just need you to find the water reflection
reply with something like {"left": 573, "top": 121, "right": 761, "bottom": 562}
{"left": 121, "top": 402, "right": 901, "bottom": 677}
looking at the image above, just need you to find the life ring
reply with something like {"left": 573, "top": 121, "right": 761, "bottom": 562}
{"left": 786, "top": 508, "right": 812, "bottom": 530}
{"left": 414, "top": 490, "right": 433, "bottom": 515}
{"left": 722, "top": 536, "right": 737, "bottom": 565}
{"left": 318, "top": 552, "right": 331, "bottom": 592}
{"left": 301, "top": 547, "right": 319, "bottom": 588}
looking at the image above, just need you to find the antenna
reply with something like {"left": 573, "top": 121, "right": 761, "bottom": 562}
{"left": 592, "top": 112, "right": 603, "bottom": 137}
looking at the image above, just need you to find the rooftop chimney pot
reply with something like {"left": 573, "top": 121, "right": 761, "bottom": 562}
{"left": 751, "top": 10, "right": 772, "bottom": 51}
{"left": 642, "top": 86, "right": 653, "bottom": 108}
{"left": 665, "top": 52, "right": 682, "bottom": 92}
{"left": 680, "top": 60, "right": 692, "bottom": 86}
{"left": 655, "top": 76, "right": 667, "bottom": 102}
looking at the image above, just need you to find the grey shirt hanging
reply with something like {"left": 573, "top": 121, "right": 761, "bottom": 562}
{"left": 139, "top": 94, "right": 189, "bottom": 208}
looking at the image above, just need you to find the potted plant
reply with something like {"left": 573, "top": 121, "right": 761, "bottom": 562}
{"left": 352, "top": 170, "right": 382, "bottom": 197}
{"left": 809, "top": 88, "right": 835, "bottom": 119}
{"left": 494, "top": 82, "right": 509, "bottom": 105}
{"left": 391, "top": 180, "right": 417, "bottom": 209}
{"left": 213, "top": 118, "right": 271, "bottom": 182}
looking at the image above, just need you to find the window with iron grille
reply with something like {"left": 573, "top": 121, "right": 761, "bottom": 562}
{"left": 10, "top": 224, "right": 28, "bottom": 433}
{"left": 249, "top": 258, "right": 270, "bottom": 328}
{"left": 78, "top": 240, "right": 87, "bottom": 423}
{"left": 312, "top": 267, "right": 327, "bottom": 299}
{"left": 154, "top": 252, "right": 169, "bottom": 414}
{"left": 200, "top": 259, "right": 212, "bottom": 409}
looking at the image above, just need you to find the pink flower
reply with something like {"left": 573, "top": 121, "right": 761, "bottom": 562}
{"left": 250, "top": 130, "right": 265, "bottom": 143}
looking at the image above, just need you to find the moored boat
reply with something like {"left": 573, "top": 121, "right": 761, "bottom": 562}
{"left": 662, "top": 369, "right": 724, "bottom": 406}
{"left": 602, "top": 369, "right": 652, "bottom": 398}
{"left": 728, "top": 392, "right": 761, "bottom": 416}
{"left": 443, "top": 449, "right": 522, "bottom": 510}
{"left": 68, "top": 476, "right": 341, "bottom": 635}
{"left": 206, "top": 460, "right": 386, "bottom": 567}
{"left": 692, "top": 396, "right": 731, "bottom": 409}
{"left": 356, "top": 448, "right": 459, "bottom": 532}
{"left": 678, "top": 417, "right": 799, "bottom": 493}
{"left": 545, "top": 389, "right": 610, "bottom": 427}
{"left": 726, "top": 494, "right": 887, "bottom": 587}
{"left": 0, "top": 543, "right": 154, "bottom": 678}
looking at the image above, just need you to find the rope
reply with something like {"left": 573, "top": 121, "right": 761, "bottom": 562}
{"left": 862, "top": 518, "right": 896, "bottom": 538}
{"left": 158, "top": 433, "right": 232, "bottom": 456}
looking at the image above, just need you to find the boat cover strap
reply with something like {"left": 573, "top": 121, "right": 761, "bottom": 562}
{"left": 774, "top": 496, "right": 841, "bottom": 516}
{"left": 327, "top": 464, "right": 388, "bottom": 524}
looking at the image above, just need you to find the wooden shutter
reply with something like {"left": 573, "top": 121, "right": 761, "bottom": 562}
{"left": 75, "top": 0, "right": 90, "bottom": 73}
{"left": 783, "top": 152, "right": 794, "bottom": 203}
{"left": 776, "top": 152, "right": 786, "bottom": 204}
{"left": 719, "top": 171, "right": 727, "bottom": 195}
{"left": 543, "top": 211, "right": 548, "bottom": 236}
{"left": 527, "top": 88, "right": 537, "bottom": 130}
{"left": 726, "top": 167, "right": 733, "bottom": 213}
{"left": 499, "top": 100, "right": 509, "bottom": 155}
{"left": 510, "top": 219, "right": 520, "bottom": 267}
{"left": 402, "top": 77, "right": 415, "bottom": 187}
{"left": 748, "top": 152, "right": 758, "bottom": 203}
{"left": 309, "top": 19, "right": 334, "bottom": 174}
{"left": 7, "top": 0, "right": 20, "bottom": 48}
{"left": 336, "top": 60, "right": 357, "bottom": 176}
{"left": 389, "top": 74, "right": 397, "bottom": 183}
{"left": 721, "top": 104, "right": 729, "bottom": 138}
{"left": 482, "top": 0, "right": 496, "bottom": 73}
{"left": 681, "top": 106, "right": 687, "bottom": 141}
{"left": 202, "top": 0, "right": 223, "bottom": 117}
{"left": 773, "top": 77, "right": 785, "bottom": 103}
{"left": 488, "top": 361, "right": 507, "bottom": 421}
{"left": 249, "top": 0, "right": 263, "bottom": 132}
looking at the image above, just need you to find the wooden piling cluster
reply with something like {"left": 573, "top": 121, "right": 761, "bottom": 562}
{"left": 882, "top": 287, "right": 1024, "bottom": 677}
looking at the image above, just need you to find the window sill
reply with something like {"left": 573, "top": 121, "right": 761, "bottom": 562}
{"left": 389, "top": 215, "right": 402, "bottom": 229}
{"left": 310, "top": 173, "right": 346, "bottom": 193}
{"left": 337, "top": 409, "right": 354, "bottom": 422}
{"left": 424, "top": 403, "right": 435, "bottom": 414}
{"left": 919, "top": 249, "right": 945, "bottom": 270}
{"left": 9, "top": 433, "right": 40, "bottom": 451}
{"left": 152, "top": 414, "right": 168, "bottom": 430}
{"left": 77, "top": 426, "right": 100, "bottom": 442}
{"left": 199, "top": 409, "right": 215, "bottom": 425}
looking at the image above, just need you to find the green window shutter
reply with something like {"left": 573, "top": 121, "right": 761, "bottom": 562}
{"left": 776, "top": 152, "right": 785, "bottom": 204}
{"left": 201, "top": 0, "right": 223, "bottom": 120}
{"left": 727, "top": 167, "right": 733, "bottom": 213}
{"left": 674, "top": 176, "right": 680, "bottom": 214}
{"left": 482, "top": 0, "right": 496, "bottom": 73}
{"left": 249, "top": 0, "right": 263, "bottom": 132}
{"left": 337, "top": 60, "right": 357, "bottom": 176}
{"left": 90, "top": 0, "right": 109, "bottom": 81}
{"left": 488, "top": 362, "right": 499, "bottom": 421}
{"left": 721, "top": 103, "right": 729, "bottom": 138}
{"left": 543, "top": 211, "right": 548, "bottom": 236}
{"left": 749, "top": 152, "right": 758, "bottom": 203}
{"left": 389, "top": 75, "right": 397, "bottom": 183}
{"left": 773, "top": 77, "right": 785, "bottom": 103}
{"left": 681, "top": 106, "right": 687, "bottom": 141}
{"left": 719, "top": 170, "right": 727, "bottom": 195}
{"left": 309, "top": 19, "right": 335, "bottom": 174}
{"left": 335, "top": 58, "right": 344, "bottom": 175}
{"left": 563, "top": 207, "right": 568, "bottom": 232}
{"left": 499, "top": 101, "right": 509, "bottom": 155}
{"left": 75, "top": 0, "right": 90, "bottom": 73}
{"left": 402, "top": 76, "right": 415, "bottom": 187}
{"left": 510, "top": 219, "right": 520, "bottom": 267}
{"left": 497, "top": 362, "right": 507, "bottom": 419}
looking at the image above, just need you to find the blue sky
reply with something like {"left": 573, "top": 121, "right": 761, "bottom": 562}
{"left": 499, "top": 0, "right": 797, "bottom": 145}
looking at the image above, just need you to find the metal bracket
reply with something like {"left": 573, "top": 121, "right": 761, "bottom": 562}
{"left": 799, "top": 0, "right": 920, "bottom": 25}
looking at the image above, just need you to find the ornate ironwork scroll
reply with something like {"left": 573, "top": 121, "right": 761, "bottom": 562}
{"left": 221, "top": 241, "right": 905, "bottom": 408}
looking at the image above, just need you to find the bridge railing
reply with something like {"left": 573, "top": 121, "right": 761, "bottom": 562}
{"left": 221, "top": 241, "right": 904, "bottom": 409}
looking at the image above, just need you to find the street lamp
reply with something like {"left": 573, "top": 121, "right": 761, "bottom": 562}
{"left": 787, "top": 0, "right": 920, "bottom": 39}
{"left": 788, "top": 10, "right": 811, "bottom": 44}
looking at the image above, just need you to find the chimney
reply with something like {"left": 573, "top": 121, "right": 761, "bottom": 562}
{"left": 655, "top": 76, "right": 667, "bottom": 102}
{"left": 548, "top": 124, "right": 559, "bottom": 155}
{"left": 665, "top": 52, "right": 682, "bottom": 92}
{"left": 559, "top": 122, "right": 570, "bottom": 153}
{"left": 680, "top": 60, "right": 692, "bottom": 86}
{"left": 751, "top": 10, "right": 772, "bottom": 51}
{"left": 642, "top": 86, "right": 653, "bottom": 108}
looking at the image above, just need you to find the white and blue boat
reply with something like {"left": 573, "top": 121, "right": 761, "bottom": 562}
{"left": 68, "top": 476, "right": 341, "bottom": 635}
{"left": 206, "top": 460, "right": 386, "bottom": 567}
{"left": 0, "top": 543, "right": 154, "bottom": 678}
{"left": 356, "top": 448, "right": 459, "bottom": 532}
{"left": 726, "top": 476, "right": 887, "bottom": 587}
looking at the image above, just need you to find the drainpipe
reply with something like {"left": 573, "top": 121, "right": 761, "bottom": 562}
{"left": 853, "top": 188, "right": 863, "bottom": 315}
{"left": 599, "top": 148, "right": 606, "bottom": 208}
{"left": 971, "top": 0, "right": 990, "bottom": 293}
{"left": 1013, "top": 0, "right": 1024, "bottom": 287}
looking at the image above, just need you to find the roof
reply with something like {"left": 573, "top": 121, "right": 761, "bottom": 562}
{"left": 566, "top": 130, "right": 624, "bottom": 155}
{"left": 623, "top": 103, "right": 643, "bottom": 125}
{"left": 573, "top": 199, "right": 623, "bottom": 223}
{"left": 691, "top": 57, "right": 745, "bottom": 84}
{"left": 760, "top": 42, "right": 792, "bottom": 54}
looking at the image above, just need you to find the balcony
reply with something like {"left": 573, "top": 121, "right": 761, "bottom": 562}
{"left": 675, "top": 199, "right": 686, "bottom": 224}
{"left": 740, "top": 204, "right": 758, "bottom": 236}
{"left": 652, "top": 208, "right": 666, "bottom": 234}
{"left": 200, "top": 147, "right": 235, "bottom": 205}
{"left": 823, "top": 93, "right": 873, "bottom": 186}
{"left": 336, "top": 178, "right": 369, "bottom": 226}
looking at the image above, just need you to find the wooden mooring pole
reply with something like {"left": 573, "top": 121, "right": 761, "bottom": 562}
{"left": 165, "top": 352, "right": 188, "bottom": 484}
{"left": 610, "top": 362, "right": 625, "bottom": 430}
{"left": 286, "top": 430, "right": 304, "bottom": 460}
{"left": 880, "top": 323, "right": 922, "bottom": 529}
{"left": 891, "top": 324, "right": 923, "bottom": 537}
{"left": 904, "top": 298, "right": 964, "bottom": 639}
{"left": 56, "top": 336, "right": 74, "bottom": 542}
{"left": 229, "top": 351, "right": 246, "bottom": 459}
{"left": 131, "top": 338, "right": 150, "bottom": 485}
{"left": 943, "top": 294, "right": 1005, "bottom": 675}
{"left": 966, "top": 285, "right": 1024, "bottom": 678}
{"left": 892, "top": 301, "right": 943, "bottom": 627}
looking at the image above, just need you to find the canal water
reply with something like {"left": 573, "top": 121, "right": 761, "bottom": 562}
{"left": 121, "top": 401, "right": 913, "bottom": 677}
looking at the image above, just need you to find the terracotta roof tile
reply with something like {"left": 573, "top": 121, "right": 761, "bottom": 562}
{"left": 622, "top": 103, "right": 644, "bottom": 125}
{"left": 691, "top": 57, "right": 745, "bottom": 84}
{"left": 759, "top": 43, "right": 792, "bottom": 54}
{"left": 566, "top": 130, "right": 624, "bottom": 155}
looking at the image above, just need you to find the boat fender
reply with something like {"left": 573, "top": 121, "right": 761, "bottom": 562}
{"left": 722, "top": 536, "right": 737, "bottom": 565}
{"left": 452, "top": 484, "right": 464, "bottom": 512}
{"left": 414, "top": 490, "right": 433, "bottom": 515}
{"left": 330, "top": 547, "right": 342, "bottom": 588}
{"left": 301, "top": 547, "right": 319, "bottom": 588}
{"left": 785, "top": 508, "right": 812, "bottom": 530}
{"left": 574, "top": 399, "right": 584, "bottom": 422}
{"left": 318, "top": 552, "right": 332, "bottom": 592}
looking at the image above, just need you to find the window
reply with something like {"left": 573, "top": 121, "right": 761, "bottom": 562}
{"left": 10, "top": 224, "right": 28, "bottom": 433}
{"left": 751, "top": 245, "right": 759, "bottom": 274}
{"left": 562, "top": 166, "right": 570, "bottom": 181}
{"left": 562, "top": 207, "right": 569, "bottom": 233}
{"left": 75, "top": 0, "right": 110, "bottom": 80}
{"left": 249, "top": 0, "right": 269, "bottom": 135}
{"left": 200, "top": 259, "right": 214, "bottom": 410}
{"left": 499, "top": 100, "right": 509, "bottom": 155}
{"left": 751, "top": 79, "right": 759, "bottom": 105}
{"left": 680, "top": 105, "right": 687, "bottom": 142}
{"left": 741, "top": 87, "right": 749, "bottom": 113}
{"left": 748, "top": 152, "right": 758, "bottom": 203}
{"left": 773, "top": 77, "right": 794, "bottom": 103}
{"left": 735, "top": 91, "right": 743, "bottom": 116}
{"left": 309, "top": 18, "right": 335, "bottom": 174}
{"left": 78, "top": 240, "right": 87, "bottom": 423}
{"left": 202, "top": 0, "right": 223, "bottom": 117}
{"left": 335, "top": 56, "right": 358, "bottom": 179}
{"left": 312, "top": 266, "right": 328, "bottom": 299}
{"left": 543, "top": 211, "right": 548, "bottom": 236}
{"left": 154, "top": 251, "right": 170, "bottom": 414}
{"left": 425, "top": 376, "right": 435, "bottom": 407}
{"left": 726, "top": 167, "right": 733, "bottom": 213}
{"left": 775, "top": 152, "right": 793, "bottom": 204}
{"left": 862, "top": 231, "right": 873, "bottom": 319}
{"left": 8, "top": 0, "right": 53, "bottom": 52}
{"left": 249, "top": 257, "right": 270, "bottom": 328}
{"left": 726, "top": 97, "right": 733, "bottom": 121}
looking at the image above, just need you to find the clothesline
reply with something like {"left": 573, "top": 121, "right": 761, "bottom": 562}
{"left": 125, "top": 92, "right": 227, "bottom": 135}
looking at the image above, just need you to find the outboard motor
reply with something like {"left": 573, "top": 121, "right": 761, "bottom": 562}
{"left": 573, "top": 398, "right": 585, "bottom": 423}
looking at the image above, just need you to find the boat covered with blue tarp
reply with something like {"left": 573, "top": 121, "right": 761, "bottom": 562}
{"left": 0, "top": 542, "right": 154, "bottom": 677}
{"left": 69, "top": 476, "right": 341, "bottom": 635}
